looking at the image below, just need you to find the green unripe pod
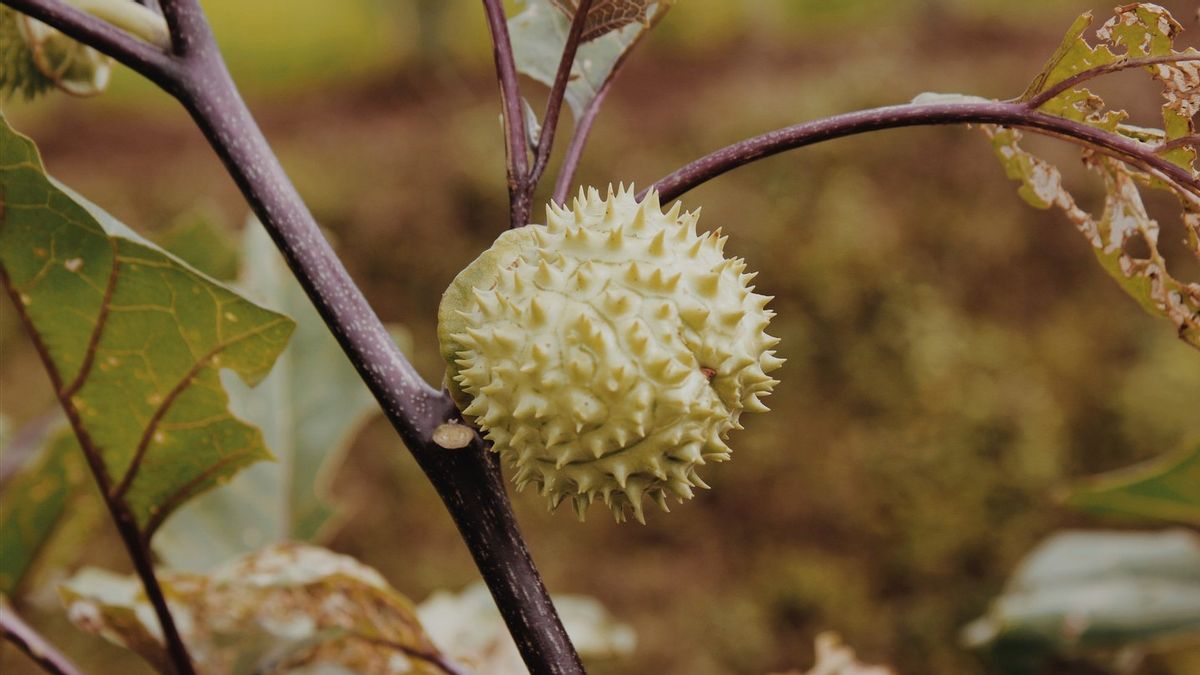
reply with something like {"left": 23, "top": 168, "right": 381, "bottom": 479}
{"left": 438, "top": 185, "right": 782, "bottom": 522}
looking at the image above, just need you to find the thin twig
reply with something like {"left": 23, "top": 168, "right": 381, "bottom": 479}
{"left": 358, "top": 636, "right": 470, "bottom": 675}
{"left": 550, "top": 8, "right": 662, "bottom": 204}
{"left": 648, "top": 101, "right": 1200, "bottom": 202}
{"left": 1023, "top": 54, "right": 1200, "bottom": 110}
{"left": 480, "top": 0, "right": 530, "bottom": 228}
{"left": 553, "top": 51, "right": 626, "bottom": 204}
{"left": 1157, "top": 133, "right": 1200, "bottom": 155}
{"left": 523, "top": 0, "right": 594, "bottom": 215}
{"left": 0, "top": 602, "right": 85, "bottom": 675}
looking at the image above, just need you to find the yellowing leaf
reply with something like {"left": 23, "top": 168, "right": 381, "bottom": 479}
{"left": 1022, "top": 4, "right": 1200, "bottom": 169}
{"left": 987, "top": 128, "right": 1200, "bottom": 350}
{"left": 1065, "top": 442, "right": 1200, "bottom": 525}
{"left": 60, "top": 543, "right": 456, "bottom": 675}
{"left": 0, "top": 116, "right": 294, "bottom": 536}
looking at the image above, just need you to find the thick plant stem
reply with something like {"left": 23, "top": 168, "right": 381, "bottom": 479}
{"left": 157, "top": 2, "right": 584, "bottom": 672}
{"left": 0, "top": 602, "right": 85, "bottom": 675}
{"left": 171, "top": 65, "right": 583, "bottom": 675}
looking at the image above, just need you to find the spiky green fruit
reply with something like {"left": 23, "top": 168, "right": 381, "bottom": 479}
{"left": 438, "top": 185, "right": 782, "bottom": 522}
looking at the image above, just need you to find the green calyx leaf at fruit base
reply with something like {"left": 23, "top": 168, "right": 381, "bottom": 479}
{"left": 509, "top": 0, "right": 671, "bottom": 120}
{"left": 59, "top": 543, "right": 454, "bottom": 675}
{"left": 0, "top": 115, "right": 295, "bottom": 539}
{"left": 963, "top": 529, "right": 1200, "bottom": 663}
{"left": 1063, "top": 441, "right": 1200, "bottom": 526}
{"left": 438, "top": 226, "right": 538, "bottom": 411}
{"left": 155, "top": 220, "right": 410, "bottom": 572}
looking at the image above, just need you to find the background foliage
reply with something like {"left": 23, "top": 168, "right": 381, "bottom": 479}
{"left": 2, "top": 1, "right": 1199, "bottom": 673}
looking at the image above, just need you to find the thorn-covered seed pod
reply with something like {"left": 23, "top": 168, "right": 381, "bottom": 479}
{"left": 437, "top": 185, "right": 782, "bottom": 522}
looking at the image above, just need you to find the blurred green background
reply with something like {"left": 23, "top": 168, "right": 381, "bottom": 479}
{"left": 2, "top": 1, "right": 1200, "bottom": 673}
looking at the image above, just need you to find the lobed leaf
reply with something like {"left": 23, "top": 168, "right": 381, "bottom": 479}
{"left": 510, "top": 0, "right": 669, "bottom": 120}
{"left": 1064, "top": 442, "right": 1200, "bottom": 525}
{"left": 0, "top": 116, "right": 294, "bottom": 537}
{"left": 60, "top": 543, "right": 454, "bottom": 674}
{"left": 155, "top": 222, "right": 400, "bottom": 571}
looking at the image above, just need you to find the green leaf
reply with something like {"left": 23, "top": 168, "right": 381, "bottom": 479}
{"left": 1064, "top": 442, "right": 1200, "bottom": 525}
{"left": 510, "top": 0, "right": 668, "bottom": 119}
{"left": 0, "top": 427, "right": 88, "bottom": 596}
{"left": 0, "top": 116, "right": 294, "bottom": 537}
{"left": 60, "top": 543, "right": 453, "bottom": 674}
{"left": 155, "top": 222, "right": 398, "bottom": 571}
{"left": 963, "top": 530, "right": 1200, "bottom": 660}
{"left": 153, "top": 206, "right": 241, "bottom": 282}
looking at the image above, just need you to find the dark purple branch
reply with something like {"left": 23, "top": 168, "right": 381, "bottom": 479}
{"left": 0, "top": 0, "right": 176, "bottom": 83}
{"left": 480, "top": 0, "right": 530, "bottom": 228}
{"left": 648, "top": 101, "right": 1200, "bottom": 202}
{"left": 0, "top": 603, "right": 84, "bottom": 675}
{"left": 523, "top": 0, "right": 594, "bottom": 214}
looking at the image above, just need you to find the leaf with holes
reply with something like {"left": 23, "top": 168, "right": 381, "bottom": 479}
{"left": 1021, "top": 3, "right": 1200, "bottom": 167}
{"left": 1064, "top": 442, "right": 1200, "bottom": 526}
{"left": 0, "top": 115, "right": 294, "bottom": 540}
{"left": 510, "top": 0, "right": 670, "bottom": 119}
{"left": 986, "top": 127, "right": 1200, "bottom": 350}
{"left": 155, "top": 221, "right": 407, "bottom": 571}
{"left": 60, "top": 543, "right": 455, "bottom": 674}
{"left": 967, "top": 4, "right": 1200, "bottom": 351}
